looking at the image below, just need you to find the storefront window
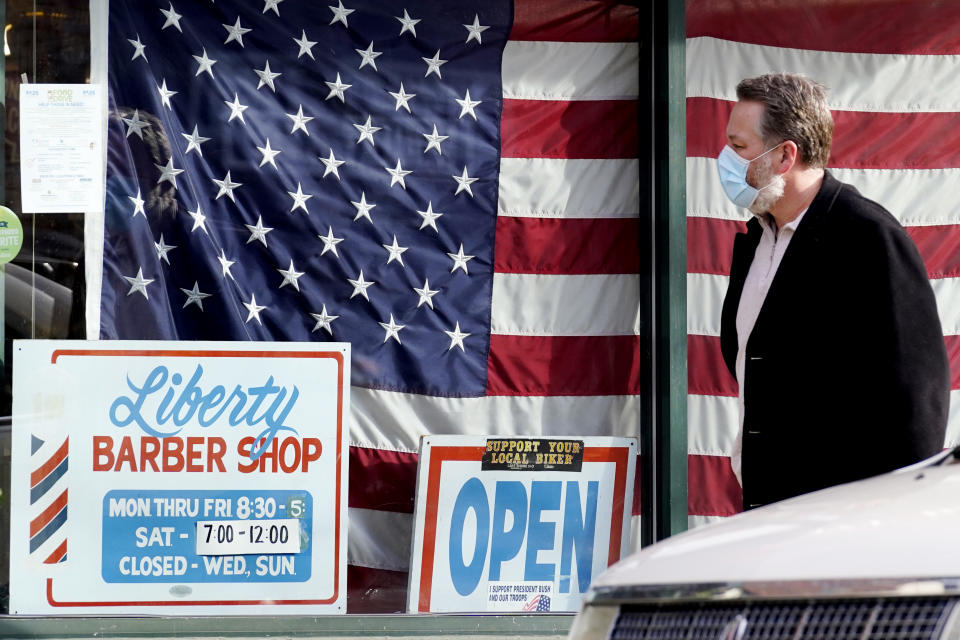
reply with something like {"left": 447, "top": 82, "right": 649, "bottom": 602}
{"left": 0, "top": 0, "right": 641, "bottom": 621}
{"left": 1, "top": 0, "right": 91, "bottom": 613}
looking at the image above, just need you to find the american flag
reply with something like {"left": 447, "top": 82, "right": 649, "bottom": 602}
{"left": 522, "top": 593, "right": 551, "bottom": 613}
{"left": 96, "top": 0, "right": 640, "bottom": 611}
{"left": 685, "top": 0, "right": 960, "bottom": 527}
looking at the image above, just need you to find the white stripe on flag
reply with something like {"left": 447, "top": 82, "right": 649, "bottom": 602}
{"left": 498, "top": 158, "right": 639, "bottom": 219}
{"left": 688, "top": 157, "right": 960, "bottom": 227}
{"left": 688, "top": 271, "right": 960, "bottom": 339}
{"left": 492, "top": 273, "right": 640, "bottom": 336}
{"left": 686, "top": 36, "right": 960, "bottom": 113}
{"left": 348, "top": 507, "right": 413, "bottom": 572}
{"left": 945, "top": 390, "right": 960, "bottom": 449}
{"left": 687, "top": 390, "right": 960, "bottom": 454}
{"left": 502, "top": 41, "right": 640, "bottom": 101}
{"left": 687, "top": 272, "right": 726, "bottom": 337}
{"left": 688, "top": 393, "right": 738, "bottom": 457}
{"left": 350, "top": 390, "right": 641, "bottom": 453}
{"left": 931, "top": 277, "right": 960, "bottom": 336}
{"left": 688, "top": 514, "right": 728, "bottom": 530}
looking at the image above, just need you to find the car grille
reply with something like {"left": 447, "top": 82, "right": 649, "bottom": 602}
{"left": 610, "top": 597, "right": 953, "bottom": 640}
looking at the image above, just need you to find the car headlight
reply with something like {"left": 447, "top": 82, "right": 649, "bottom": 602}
{"left": 567, "top": 603, "right": 618, "bottom": 640}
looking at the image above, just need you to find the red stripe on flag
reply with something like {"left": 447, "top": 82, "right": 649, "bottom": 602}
{"left": 689, "top": 216, "right": 960, "bottom": 282}
{"left": 688, "top": 334, "right": 737, "bottom": 398}
{"left": 349, "top": 446, "right": 417, "bottom": 513}
{"left": 688, "top": 454, "right": 742, "bottom": 517}
{"left": 906, "top": 225, "right": 960, "bottom": 280}
{"left": 686, "top": 97, "right": 733, "bottom": 160}
{"left": 687, "top": 216, "right": 743, "bottom": 276}
{"left": 487, "top": 334, "right": 642, "bottom": 396}
{"left": 30, "top": 490, "right": 68, "bottom": 538}
{"left": 501, "top": 99, "right": 638, "bottom": 159}
{"left": 347, "top": 564, "right": 409, "bottom": 614}
{"left": 495, "top": 217, "right": 639, "bottom": 275}
{"left": 511, "top": 0, "right": 639, "bottom": 43}
{"left": 688, "top": 97, "right": 960, "bottom": 170}
{"left": 832, "top": 111, "right": 960, "bottom": 170}
{"left": 686, "top": 0, "right": 960, "bottom": 55}
{"left": 945, "top": 335, "right": 960, "bottom": 391}
{"left": 30, "top": 438, "right": 69, "bottom": 488}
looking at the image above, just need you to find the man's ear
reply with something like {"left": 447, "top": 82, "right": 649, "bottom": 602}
{"left": 777, "top": 140, "right": 799, "bottom": 174}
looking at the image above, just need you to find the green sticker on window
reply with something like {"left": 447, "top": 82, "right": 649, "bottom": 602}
{"left": 0, "top": 206, "right": 23, "bottom": 264}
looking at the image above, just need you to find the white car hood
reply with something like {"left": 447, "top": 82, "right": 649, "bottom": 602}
{"left": 596, "top": 455, "right": 960, "bottom": 589}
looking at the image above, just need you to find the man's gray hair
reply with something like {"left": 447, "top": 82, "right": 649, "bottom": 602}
{"left": 736, "top": 73, "right": 833, "bottom": 168}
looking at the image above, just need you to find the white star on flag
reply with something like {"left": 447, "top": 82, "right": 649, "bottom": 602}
{"left": 123, "top": 267, "right": 154, "bottom": 298}
{"left": 353, "top": 115, "right": 381, "bottom": 146}
{"left": 319, "top": 227, "right": 343, "bottom": 257}
{"left": 396, "top": 9, "right": 420, "bottom": 37}
{"left": 463, "top": 15, "right": 489, "bottom": 44}
{"left": 255, "top": 60, "right": 281, "bottom": 91}
{"left": 182, "top": 125, "right": 210, "bottom": 156}
{"left": 128, "top": 35, "right": 147, "bottom": 61}
{"left": 414, "top": 279, "right": 438, "bottom": 308}
{"left": 277, "top": 260, "right": 305, "bottom": 290}
{"left": 444, "top": 321, "right": 471, "bottom": 351}
{"left": 129, "top": 189, "right": 146, "bottom": 217}
{"left": 423, "top": 124, "right": 448, "bottom": 154}
{"left": 157, "top": 79, "right": 177, "bottom": 109}
{"left": 245, "top": 216, "right": 273, "bottom": 246}
{"left": 213, "top": 171, "right": 242, "bottom": 201}
{"left": 422, "top": 50, "right": 447, "bottom": 78}
{"left": 293, "top": 30, "right": 316, "bottom": 59}
{"left": 180, "top": 282, "right": 211, "bottom": 310}
{"left": 193, "top": 48, "right": 217, "bottom": 77}
{"left": 160, "top": 3, "right": 183, "bottom": 32}
{"left": 122, "top": 109, "right": 149, "bottom": 139}
{"left": 155, "top": 235, "right": 176, "bottom": 264}
{"left": 379, "top": 314, "right": 405, "bottom": 344}
{"left": 243, "top": 293, "right": 267, "bottom": 324}
{"left": 351, "top": 192, "right": 376, "bottom": 222}
{"left": 218, "top": 250, "right": 236, "bottom": 279}
{"left": 189, "top": 205, "right": 208, "bottom": 234}
{"left": 356, "top": 42, "right": 382, "bottom": 71}
{"left": 225, "top": 93, "right": 248, "bottom": 123}
{"left": 385, "top": 159, "right": 412, "bottom": 189}
{"left": 329, "top": 0, "right": 354, "bottom": 27}
{"left": 348, "top": 270, "right": 375, "bottom": 300}
{"left": 223, "top": 17, "right": 251, "bottom": 47}
{"left": 447, "top": 244, "right": 475, "bottom": 274}
{"left": 456, "top": 89, "right": 481, "bottom": 120}
{"left": 325, "top": 73, "right": 352, "bottom": 102}
{"left": 154, "top": 158, "right": 183, "bottom": 188}
{"left": 453, "top": 166, "right": 478, "bottom": 196}
{"left": 311, "top": 305, "right": 339, "bottom": 334}
{"left": 257, "top": 139, "right": 281, "bottom": 168}
{"left": 320, "top": 149, "right": 346, "bottom": 179}
{"left": 389, "top": 83, "right": 415, "bottom": 112}
{"left": 416, "top": 201, "right": 443, "bottom": 232}
{"left": 287, "top": 182, "right": 312, "bottom": 213}
{"left": 287, "top": 104, "right": 313, "bottom": 135}
{"left": 263, "top": 0, "right": 284, "bottom": 16}
{"left": 382, "top": 235, "right": 408, "bottom": 266}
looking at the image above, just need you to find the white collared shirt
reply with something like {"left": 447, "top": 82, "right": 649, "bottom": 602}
{"left": 731, "top": 208, "right": 808, "bottom": 485}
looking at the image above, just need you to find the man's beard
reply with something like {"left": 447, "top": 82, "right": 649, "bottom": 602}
{"left": 747, "top": 155, "right": 785, "bottom": 216}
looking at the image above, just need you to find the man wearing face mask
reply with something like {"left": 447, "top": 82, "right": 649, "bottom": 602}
{"left": 718, "top": 73, "right": 949, "bottom": 510}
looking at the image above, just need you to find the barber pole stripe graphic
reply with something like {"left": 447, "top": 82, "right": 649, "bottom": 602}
{"left": 29, "top": 436, "right": 68, "bottom": 560}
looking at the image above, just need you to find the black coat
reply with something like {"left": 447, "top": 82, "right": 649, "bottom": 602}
{"left": 720, "top": 171, "right": 950, "bottom": 509}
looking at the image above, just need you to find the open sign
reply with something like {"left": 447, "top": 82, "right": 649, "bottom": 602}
{"left": 407, "top": 436, "right": 636, "bottom": 613}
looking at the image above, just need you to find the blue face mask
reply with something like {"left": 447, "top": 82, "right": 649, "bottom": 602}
{"left": 716, "top": 144, "right": 781, "bottom": 208}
